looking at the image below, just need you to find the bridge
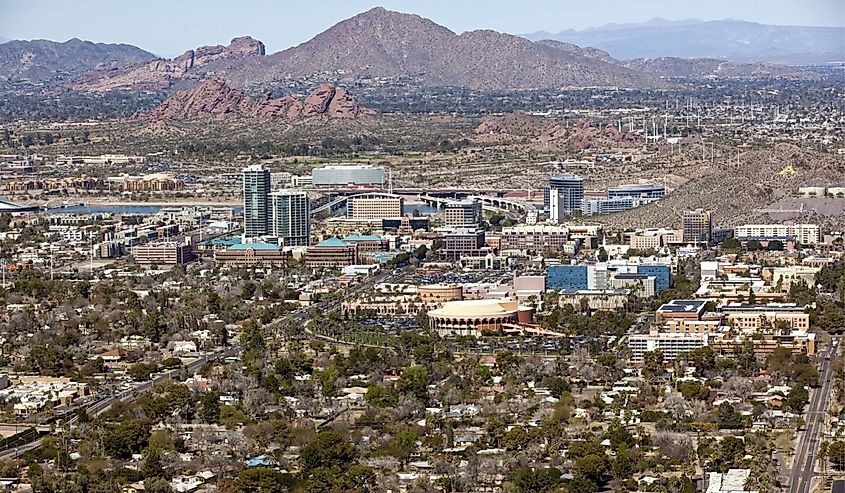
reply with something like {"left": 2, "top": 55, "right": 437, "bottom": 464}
{"left": 0, "top": 197, "right": 39, "bottom": 213}
{"left": 310, "top": 190, "right": 536, "bottom": 218}
{"left": 418, "top": 195, "right": 534, "bottom": 214}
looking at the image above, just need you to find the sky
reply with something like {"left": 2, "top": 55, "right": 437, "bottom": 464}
{"left": 1, "top": 0, "right": 843, "bottom": 56}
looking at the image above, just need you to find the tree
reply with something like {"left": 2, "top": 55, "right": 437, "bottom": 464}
{"left": 574, "top": 454, "right": 608, "bottom": 483}
{"left": 144, "top": 478, "right": 173, "bottom": 493}
{"left": 236, "top": 467, "right": 295, "bottom": 493}
{"left": 201, "top": 391, "right": 221, "bottom": 423}
{"left": 396, "top": 365, "right": 429, "bottom": 403}
{"left": 746, "top": 240, "right": 763, "bottom": 251}
{"left": 300, "top": 430, "right": 357, "bottom": 473}
{"left": 722, "top": 237, "right": 742, "bottom": 251}
{"left": 642, "top": 350, "right": 664, "bottom": 379}
{"left": 510, "top": 467, "right": 562, "bottom": 493}
{"left": 597, "top": 247, "right": 609, "bottom": 262}
{"left": 828, "top": 441, "right": 845, "bottom": 470}
{"left": 142, "top": 446, "right": 165, "bottom": 479}
{"left": 390, "top": 429, "right": 418, "bottom": 464}
{"left": 611, "top": 444, "right": 634, "bottom": 480}
{"left": 768, "top": 240, "right": 784, "bottom": 251}
{"left": 103, "top": 420, "right": 151, "bottom": 459}
{"left": 547, "top": 377, "right": 570, "bottom": 398}
{"left": 128, "top": 362, "right": 159, "bottom": 382}
{"left": 241, "top": 282, "right": 256, "bottom": 300}
{"left": 502, "top": 427, "right": 535, "bottom": 451}
{"left": 364, "top": 385, "right": 397, "bottom": 408}
{"left": 785, "top": 386, "right": 809, "bottom": 413}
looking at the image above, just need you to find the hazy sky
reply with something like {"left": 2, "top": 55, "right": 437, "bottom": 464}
{"left": 1, "top": 0, "right": 843, "bottom": 56}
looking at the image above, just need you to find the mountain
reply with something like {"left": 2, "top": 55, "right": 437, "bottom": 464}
{"left": 523, "top": 19, "right": 845, "bottom": 64}
{"left": 147, "top": 77, "right": 371, "bottom": 120}
{"left": 622, "top": 57, "right": 813, "bottom": 79}
{"left": 239, "top": 7, "right": 661, "bottom": 90}
{"left": 0, "top": 37, "right": 8, "bottom": 45}
{"left": 74, "top": 36, "right": 265, "bottom": 92}
{"left": 75, "top": 7, "right": 662, "bottom": 92}
{"left": 0, "top": 38, "right": 155, "bottom": 83}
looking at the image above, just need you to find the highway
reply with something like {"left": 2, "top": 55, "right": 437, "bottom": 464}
{"left": 788, "top": 338, "right": 838, "bottom": 493}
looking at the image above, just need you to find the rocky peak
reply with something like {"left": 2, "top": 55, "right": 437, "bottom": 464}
{"left": 227, "top": 36, "right": 266, "bottom": 56}
{"left": 72, "top": 37, "right": 267, "bottom": 92}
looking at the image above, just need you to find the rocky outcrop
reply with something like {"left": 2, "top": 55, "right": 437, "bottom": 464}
{"left": 302, "top": 84, "right": 365, "bottom": 119}
{"left": 147, "top": 77, "right": 253, "bottom": 120}
{"left": 74, "top": 37, "right": 265, "bottom": 92}
{"left": 147, "top": 78, "right": 371, "bottom": 121}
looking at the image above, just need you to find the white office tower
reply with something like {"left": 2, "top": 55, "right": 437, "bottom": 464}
{"left": 548, "top": 173, "right": 584, "bottom": 222}
{"left": 270, "top": 190, "right": 311, "bottom": 246}
{"left": 242, "top": 165, "right": 271, "bottom": 239}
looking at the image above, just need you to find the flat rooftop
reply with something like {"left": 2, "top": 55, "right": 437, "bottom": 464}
{"left": 657, "top": 299, "right": 708, "bottom": 313}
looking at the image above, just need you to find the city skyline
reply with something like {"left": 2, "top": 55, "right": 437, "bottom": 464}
{"left": 0, "top": 0, "right": 842, "bottom": 55}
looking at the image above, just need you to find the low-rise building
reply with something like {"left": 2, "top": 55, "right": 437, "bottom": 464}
{"left": 721, "top": 302, "right": 810, "bottom": 331}
{"left": 132, "top": 240, "right": 193, "bottom": 265}
{"left": 628, "top": 331, "right": 709, "bottom": 362}
{"left": 305, "top": 237, "right": 357, "bottom": 268}
{"left": 214, "top": 243, "right": 289, "bottom": 268}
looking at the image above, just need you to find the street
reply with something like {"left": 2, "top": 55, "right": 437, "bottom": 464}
{"left": 789, "top": 338, "right": 838, "bottom": 493}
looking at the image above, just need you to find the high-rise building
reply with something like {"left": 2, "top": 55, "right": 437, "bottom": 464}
{"left": 682, "top": 209, "right": 713, "bottom": 245}
{"left": 270, "top": 190, "right": 311, "bottom": 246}
{"left": 444, "top": 199, "right": 482, "bottom": 227}
{"left": 548, "top": 173, "right": 584, "bottom": 222}
{"left": 242, "top": 165, "right": 271, "bottom": 239}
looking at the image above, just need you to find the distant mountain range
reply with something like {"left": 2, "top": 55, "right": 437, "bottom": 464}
{"left": 0, "top": 38, "right": 155, "bottom": 82}
{"left": 523, "top": 18, "right": 845, "bottom": 64}
{"left": 0, "top": 9, "right": 823, "bottom": 93}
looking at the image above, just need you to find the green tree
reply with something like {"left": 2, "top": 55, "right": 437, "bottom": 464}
{"left": 396, "top": 365, "right": 429, "bottom": 402}
{"left": 828, "top": 441, "right": 845, "bottom": 470}
{"left": 612, "top": 444, "right": 634, "bottom": 479}
{"left": 300, "top": 430, "right": 357, "bottom": 473}
{"left": 574, "top": 453, "right": 608, "bottom": 483}
{"left": 785, "top": 386, "right": 809, "bottom": 413}
{"left": 510, "top": 467, "right": 562, "bottom": 493}
{"left": 141, "top": 446, "right": 165, "bottom": 479}
{"left": 364, "top": 385, "right": 397, "bottom": 408}
{"left": 201, "top": 391, "right": 221, "bottom": 423}
{"left": 767, "top": 240, "right": 784, "bottom": 251}
{"left": 236, "top": 467, "right": 295, "bottom": 493}
{"left": 722, "top": 237, "right": 742, "bottom": 251}
{"left": 103, "top": 420, "right": 151, "bottom": 459}
{"left": 390, "top": 429, "right": 418, "bottom": 464}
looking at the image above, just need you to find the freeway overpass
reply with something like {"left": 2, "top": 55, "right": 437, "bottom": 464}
{"left": 0, "top": 197, "right": 39, "bottom": 213}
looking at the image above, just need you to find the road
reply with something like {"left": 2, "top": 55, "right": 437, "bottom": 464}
{"left": 0, "top": 350, "right": 226, "bottom": 459}
{"left": 789, "top": 338, "right": 838, "bottom": 493}
{"left": 0, "top": 269, "right": 401, "bottom": 459}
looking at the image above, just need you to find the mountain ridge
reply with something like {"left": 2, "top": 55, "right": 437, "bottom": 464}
{"left": 522, "top": 19, "right": 845, "bottom": 64}
{"left": 0, "top": 38, "right": 155, "bottom": 82}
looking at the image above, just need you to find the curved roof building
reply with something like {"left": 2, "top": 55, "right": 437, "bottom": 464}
{"left": 428, "top": 299, "right": 519, "bottom": 337}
